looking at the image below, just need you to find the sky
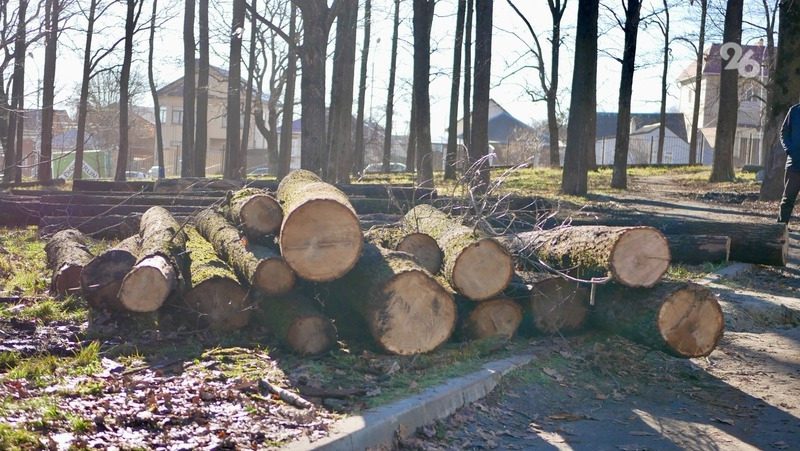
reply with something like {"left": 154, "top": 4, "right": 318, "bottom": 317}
{"left": 23, "top": 0, "right": 776, "bottom": 142}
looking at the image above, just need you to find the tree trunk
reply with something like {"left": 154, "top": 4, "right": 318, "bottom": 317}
{"left": 381, "top": 0, "right": 400, "bottom": 173}
{"left": 277, "top": 4, "right": 297, "bottom": 179}
{"left": 74, "top": 0, "right": 98, "bottom": 181}
{"left": 148, "top": 0, "right": 165, "bottom": 179}
{"left": 45, "top": 229, "right": 93, "bottom": 297}
{"left": 195, "top": 0, "right": 209, "bottom": 176}
{"left": 499, "top": 226, "right": 670, "bottom": 288}
{"left": 325, "top": 242, "right": 457, "bottom": 355}
{"left": 656, "top": 0, "right": 669, "bottom": 165}
{"left": 364, "top": 226, "right": 442, "bottom": 274}
{"left": 221, "top": 187, "right": 283, "bottom": 237}
{"left": 252, "top": 291, "right": 337, "bottom": 355}
{"left": 710, "top": 0, "right": 743, "bottom": 182}
{"left": 468, "top": 0, "right": 492, "bottom": 190}
{"left": 759, "top": 1, "right": 800, "bottom": 200}
{"left": 276, "top": 169, "right": 363, "bottom": 281}
{"left": 115, "top": 0, "right": 138, "bottom": 181}
{"left": 80, "top": 235, "right": 140, "bottom": 311}
{"left": 328, "top": 0, "right": 358, "bottom": 183}
{"left": 118, "top": 206, "right": 188, "bottom": 312}
{"left": 39, "top": 0, "right": 59, "bottom": 183}
{"left": 412, "top": 0, "right": 435, "bottom": 188}
{"left": 462, "top": 0, "right": 473, "bottom": 154}
{"left": 183, "top": 228, "right": 250, "bottom": 331}
{"left": 4, "top": 0, "right": 27, "bottom": 184}
{"left": 666, "top": 234, "right": 730, "bottom": 265}
{"left": 195, "top": 209, "right": 295, "bottom": 295}
{"left": 561, "top": 0, "right": 598, "bottom": 195}
{"left": 353, "top": 0, "right": 371, "bottom": 176}
{"left": 444, "top": 0, "right": 466, "bottom": 181}
{"left": 591, "top": 282, "right": 724, "bottom": 358}
{"left": 458, "top": 296, "right": 522, "bottom": 340}
{"left": 547, "top": 1, "right": 566, "bottom": 166}
{"left": 406, "top": 86, "right": 417, "bottom": 172}
{"left": 224, "top": 0, "right": 245, "bottom": 179}
{"left": 239, "top": 0, "right": 257, "bottom": 173}
{"left": 688, "top": 0, "right": 707, "bottom": 165}
{"left": 403, "top": 204, "right": 513, "bottom": 300}
{"left": 182, "top": 0, "right": 196, "bottom": 177}
{"left": 506, "top": 272, "right": 589, "bottom": 335}
{"left": 611, "top": 0, "right": 642, "bottom": 189}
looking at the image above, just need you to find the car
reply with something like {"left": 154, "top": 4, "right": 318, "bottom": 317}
{"left": 363, "top": 162, "right": 407, "bottom": 173}
{"left": 248, "top": 166, "right": 270, "bottom": 176}
{"left": 126, "top": 171, "right": 147, "bottom": 180}
{"left": 148, "top": 166, "right": 164, "bottom": 178}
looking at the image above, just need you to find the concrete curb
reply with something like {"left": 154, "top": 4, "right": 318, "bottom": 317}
{"left": 283, "top": 353, "right": 535, "bottom": 450}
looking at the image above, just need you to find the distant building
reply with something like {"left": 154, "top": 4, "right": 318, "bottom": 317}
{"left": 0, "top": 109, "right": 74, "bottom": 178}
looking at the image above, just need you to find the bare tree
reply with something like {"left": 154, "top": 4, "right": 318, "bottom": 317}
{"left": 181, "top": 0, "right": 195, "bottom": 176}
{"left": 240, "top": 0, "right": 256, "bottom": 173}
{"left": 353, "top": 0, "right": 371, "bottom": 176}
{"left": 469, "top": 0, "right": 493, "bottom": 189}
{"left": 194, "top": 0, "right": 208, "bottom": 176}
{"left": 327, "top": 0, "right": 358, "bottom": 183}
{"left": 223, "top": 0, "right": 245, "bottom": 179}
{"left": 710, "top": 0, "right": 743, "bottom": 182}
{"left": 277, "top": 2, "right": 297, "bottom": 179}
{"left": 148, "top": 0, "right": 164, "bottom": 179}
{"left": 653, "top": 0, "right": 670, "bottom": 164}
{"left": 37, "top": 0, "right": 61, "bottom": 182}
{"left": 462, "top": 0, "right": 473, "bottom": 153}
{"left": 114, "top": 0, "right": 143, "bottom": 181}
{"left": 412, "top": 0, "right": 435, "bottom": 188}
{"left": 444, "top": 0, "right": 465, "bottom": 180}
{"left": 381, "top": 0, "right": 400, "bottom": 172}
{"left": 561, "top": 0, "right": 598, "bottom": 195}
{"left": 6, "top": 0, "right": 29, "bottom": 183}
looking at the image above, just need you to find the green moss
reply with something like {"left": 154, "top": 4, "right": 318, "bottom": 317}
{"left": 0, "top": 424, "right": 41, "bottom": 450}
{"left": 185, "top": 228, "right": 238, "bottom": 285}
{"left": 0, "top": 351, "right": 21, "bottom": 370}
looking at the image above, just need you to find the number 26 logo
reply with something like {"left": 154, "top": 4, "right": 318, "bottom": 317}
{"left": 720, "top": 42, "right": 761, "bottom": 77}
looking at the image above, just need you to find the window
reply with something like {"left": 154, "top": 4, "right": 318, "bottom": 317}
{"left": 159, "top": 107, "right": 167, "bottom": 123}
{"left": 172, "top": 109, "right": 183, "bottom": 125}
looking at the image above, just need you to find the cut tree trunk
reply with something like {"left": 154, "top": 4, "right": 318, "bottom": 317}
{"left": 458, "top": 296, "right": 523, "bottom": 340}
{"left": 364, "top": 226, "right": 442, "bottom": 274}
{"left": 183, "top": 228, "right": 250, "bottom": 331}
{"left": 221, "top": 187, "right": 283, "bottom": 237}
{"left": 506, "top": 272, "right": 589, "bottom": 335}
{"left": 666, "top": 234, "right": 730, "bottom": 265}
{"left": 195, "top": 209, "right": 295, "bottom": 295}
{"left": 276, "top": 170, "right": 363, "bottom": 281}
{"left": 118, "top": 206, "right": 188, "bottom": 313}
{"left": 590, "top": 281, "right": 724, "bottom": 358}
{"left": 325, "top": 242, "right": 457, "bottom": 355}
{"left": 252, "top": 291, "right": 337, "bottom": 355}
{"left": 80, "top": 235, "right": 140, "bottom": 311}
{"left": 500, "top": 226, "right": 670, "bottom": 288}
{"left": 44, "top": 229, "right": 94, "bottom": 297}
{"left": 402, "top": 204, "right": 513, "bottom": 300}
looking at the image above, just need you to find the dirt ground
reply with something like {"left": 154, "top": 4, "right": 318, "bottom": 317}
{"left": 400, "top": 175, "right": 800, "bottom": 450}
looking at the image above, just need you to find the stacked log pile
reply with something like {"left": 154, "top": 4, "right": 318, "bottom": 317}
{"left": 32, "top": 172, "right": 735, "bottom": 358}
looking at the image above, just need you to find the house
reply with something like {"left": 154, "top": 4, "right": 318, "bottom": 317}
{"left": 155, "top": 64, "right": 268, "bottom": 176}
{"left": 677, "top": 42, "right": 770, "bottom": 166}
{"left": 0, "top": 109, "right": 75, "bottom": 178}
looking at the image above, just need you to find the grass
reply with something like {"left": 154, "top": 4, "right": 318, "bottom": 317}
{"left": 0, "top": 227, "right": 49, "bottom": 296}
{"left": 0, "top": 424, "right": 41, "bottom": 450}
{"left": 3, "top": 341, "right": 101, "bottom": 387}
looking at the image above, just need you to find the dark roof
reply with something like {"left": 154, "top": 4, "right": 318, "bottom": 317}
{"left": 457, "top": 103, "right": 535, "bottom": 142}
{"left": 703, "top": 43, "right": 771, "bottom": 76}
{"left": 596, "top": 112, "right": 688, "bottom": 142}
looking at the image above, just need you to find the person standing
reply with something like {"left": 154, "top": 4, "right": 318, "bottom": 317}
{"left": 778, "top": 102, "right": 800, "bottom": 223}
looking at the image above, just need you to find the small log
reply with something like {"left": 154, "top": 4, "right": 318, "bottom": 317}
{"left": 591, "top": 282, "right": 725, "bottom": 358}
{"left": 195, "top": 209, "right": 295, "bottom": 295}
{"left": 402, "top": 205, "right": 513, "bottom": 300}
{"left": 183, "top": 228, "right": 250, "bottom": 331}
{"left": 666, "top": 234, "right": 730, "bottom": 265}
{"left": 252, "top": 291, "right": 337, "bottom": 355}
{"left": 44, "top": 229, "right": 94, "bottom": 297}
{"left": 458, "top": 296, "right": 523, "bottom": 340}
{"left": 276, "top": 170, "right": 363, "bottom": 282}
{"left": 499, "top": 226, "right": 670, "bottom": 288}
{"left": 118, "top": 207, "right": 188, "bottom": 312}
{"left": 80, "top": 235, "right": 140, "bottom": 310}
{"left": 325, "top": 242, "right": 457, "bottom": 355}
{"left": 221, "top": 187, "right": 283, "bottom": 237}
{"left": 364, "top": 226, "right": 442, "bottom": 274}
{"left": 258, "top": 379, "right": 314, "bottom": 409}
{"left": 506, "top": 272, "right": 589, "bottom": 334}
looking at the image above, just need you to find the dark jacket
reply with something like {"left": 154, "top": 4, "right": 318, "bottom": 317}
{"left": 782, "top": 104, "right": 800, "bottom": 171}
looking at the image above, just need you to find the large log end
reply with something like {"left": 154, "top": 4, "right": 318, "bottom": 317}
{"left": 397, "top": 232, "right": 442, "bottom": 274}
{"left": 287, "top": 316, "right": 337, "bottom": 356}
{"left": 530, "top": 277, "right": 589, "bottom": 334}
{"left": 658, "top": 283, "right": 724, "bottom": 358}
{"left": 81, "top": 249, "right": 137, "bottom": 310}
{"left": 184, "top": 277, "right": 250, "bottom": 331}
{"left": 461, "top": 297, "right": 523, "bottom": 340}
{"left": 453, "top": 238, "right": 514, "bottom": 300}
{"left": 54, "top": 264, "right": 84, "bottom": 297}
{"left": 239, "top": 194, "right": 283, "bottom": 236}
{"left": 610, "top": 227, "right": 670, "bottom": 287}
{"left": 118, "top": 255, "right": 176, "bottom": 312}
{"left": 254, "top": 258, "right": 296, "bottom": 295}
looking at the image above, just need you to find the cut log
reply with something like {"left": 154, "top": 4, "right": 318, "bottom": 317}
{"left": 72, "top": 179, "right": 153, "bottom": 192}
{"left": 325, "top": 242, "right": 457, "bottom": 355}
{"left": 666, "top": 234, "right": 730, "bottom": 265}
{"left": 590, "top": 282, "right": 724, "bottom": 358}
{"left": 506, "top": 272, "right": 589, "bottom": 334}
{"left": 402, "top": 204, "right": 513, "bottom": 300}
{"left": 221, "top": 187, "right": 283, "bottom": 237}
{"left": 499, "top": 226, "right": 670, "bottom": 288}
{"left": 44, "top": 229, "right": 94, "bottom": 297}
{"left": 458, "top": 296, "right": 523, "bottom": 340}
{"left": 183, "top": 228, "right": 250, "bottom": 331}
{"left": 276, "top": 169, "right": 363, "bottom": 282}
{"left": 80, "top": 235, "right": 140, "bottom": 310}
{"left": 118, "top": 207, "right": 188, "bottom": 312}
{"left": 364, "top": 226, "right": 442, "bottom": 274}
{"left": 195, "top": 209, "right": 295, "bottom": 295}
{"left": 252, "top": 291, "right": 337, "bottom": 355}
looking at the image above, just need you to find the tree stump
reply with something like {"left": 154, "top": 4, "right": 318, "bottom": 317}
{"left": 44, "top": 229, "right": 94, "bottom": 297}
{"left": 252, "top": 291, "right": 337, "bottom": 355}
{"left": 221, "top": 187, "right": 283, "bottom": 238}
{"left": 80, "top": 235, "right": 140, "bottom": 310}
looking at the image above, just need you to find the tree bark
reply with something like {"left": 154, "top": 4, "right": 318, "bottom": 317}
{"left": 591, "top": 282, "right": 724, "bottom": 358}
{"left": 611, "top": 0, "right": 642, "bottom": 189}
{"left": 506, "top": 272, "right": 589, "bottom": 335}
{"left": 561, "top": 0, "right": 598, "bottom": 195}
{"left": 412, "top": 0, "right": 435, "bottom": 188}
{"left": 45, "top": 229, "right": 94, "bottom": 297}
{"left": 710, "top": 0, "right": 743, "bottom": 182}
{"left": 252, "top": 291, "right": 337, "bottom": 356}
{"left": 353, "top": 0, "right": 371, "bottom": 176}
{"left": 468, "top": 0, "right": 492, "bottom": 190}
{"left": 403, "top": 204, "right": 513, "bottom": 300}
{"left": 381, "top": 0, "right": 400, "bottom": 173}
{"left": 688, "top": 0, "right": 707, "bottom": 165}
{"left": 406, "top": 85, "right": 417, "bottom": 172}
{"left": 277, "top": 4, "right": 297, "bottom": 180}
{"left": 656, "top": 0, "right": 669, "bottom": 165}
{"left": 547, "top": 0, "right": 566, "bottom": 166}
{"left": 276, "top": 169, "right": 363, "bottom": 281}
{"left": 39, "top": 0, "right": 59, "bottom": 183}
{"left": 183, "top": 227, "right": 250, "bottom": 331}
{"left": 182, "top": 0, "right": 196, "bottom": 177}
{"left": 115, "top": 0, "right": 139, "bottom": 181}
{"left": 224, "top": 0, "right": 245, "bottom": 179}
{"left": 327, "top": 0, "right": 358, "bottom": 183}
{"left": 221, "top": 187, "right": 283, "bottom": 237}
{"left": 148, "top": 0, "right": 165, "bottom": 179}
{"left": 458, "top": 296, "right": 522, "bottom": 340}
{"left": 364, "top": 225, "right": 442, "bottom": 274}
{"left": 4, "top": 0, "right": 27, "bottom": 184}
{"left": 666, "top": 234, "right": 730, "bottom": 265}
{"left": 195, "top": 209, "right": 295, "bottom": 295}
{"left": 499, "top": 226, "right": 670, "bottom": 288}
{"left": 239, "top": 0, "right": 256, "bottom": 173}
{"left": 81, "top": 235, "right": 140, "bottom": 310}
{"left": 444, "top": 0, "right": 466, "bottom": 181}
{"left": 462, "top": 0, "right": 473, "bottom": 154}
{"left": 325, "top": 242, "right": 457, "bottom": 355}
{"left": 195, "top": 0, "right": 209, "bottom": 176}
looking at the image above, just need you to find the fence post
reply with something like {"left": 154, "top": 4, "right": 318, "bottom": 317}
{"left": 601, "top": 136, "right": 606, "bottom": 165}
{"left": 649, "top": 136, "right": 655, "bottom": 164}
